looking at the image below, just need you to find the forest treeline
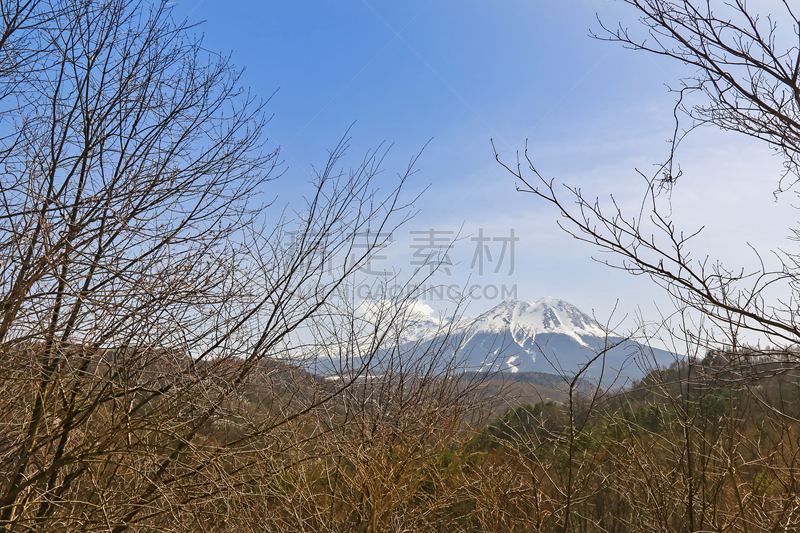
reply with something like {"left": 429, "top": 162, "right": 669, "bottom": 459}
{"left": 7, "top": 345, "right": 794, "bottom": 532}
{"left": 179, "top": 352, "right": 800, "bottom": 532}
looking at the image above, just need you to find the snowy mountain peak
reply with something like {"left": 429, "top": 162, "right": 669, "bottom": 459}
{"left": 466, "top": 298, "right": 606, "bottom": 347}
{"left": 389, "top": 297, "right": 674, "bottom": 379}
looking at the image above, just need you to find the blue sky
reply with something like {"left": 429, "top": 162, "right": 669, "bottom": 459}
{"left": 173, "top": 0, "right": 797, "bottom": 335}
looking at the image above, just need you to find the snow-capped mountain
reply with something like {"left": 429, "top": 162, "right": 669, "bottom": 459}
{"left": 463, "top": 298, "right": 606, "bottom": 345}
{"left": 404, "top": 298, "right": 675, "bottom": 381}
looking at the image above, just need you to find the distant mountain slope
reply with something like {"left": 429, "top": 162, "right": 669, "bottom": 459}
{"left": 404, "top": 298, "right": 676, "bottom": 382}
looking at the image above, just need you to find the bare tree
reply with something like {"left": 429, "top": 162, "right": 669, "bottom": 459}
{"left": 0, "top": 1, "right": 436, "bottom": 531}
{"left": 497, "top": 0, "right": 800, "bottom": 395}
{"left": 493, "top": 1, "right": 800, "bottom": 531}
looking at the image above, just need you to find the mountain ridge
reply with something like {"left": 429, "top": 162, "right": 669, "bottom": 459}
{"left": 403, "top": 297, "right": 675, "bottom": 381}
